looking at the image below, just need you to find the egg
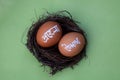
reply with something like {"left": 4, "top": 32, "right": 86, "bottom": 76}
{"left": 58, "top": 32, "right": 85, "bottom": 57}
{"left": 36, "top": 21, "right": 62, "bottom": 47}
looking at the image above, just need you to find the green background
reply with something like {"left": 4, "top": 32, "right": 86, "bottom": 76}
{"left": 0, "top": 0, "right": 120, "bottom": 80}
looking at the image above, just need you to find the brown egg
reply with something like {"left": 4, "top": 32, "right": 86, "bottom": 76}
{"left": 36, "top": 21, "right": 62, "bottom": 47}
{"left": 58, "top": 32, "right": 85, "bottom": 57}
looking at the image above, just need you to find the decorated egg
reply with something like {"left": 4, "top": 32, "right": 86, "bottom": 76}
{"left": 36, "top": 21, "right": 62, "bottom": 47}
{"left": 58, "top": 32, "right": 85, "bottom": 57}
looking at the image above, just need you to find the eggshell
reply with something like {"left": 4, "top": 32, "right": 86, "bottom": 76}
{"left": 36, "top": 21, "right": 62, "bottom": 47}
{"left": 58, "top": 32, "right": 85, "bottom": 57}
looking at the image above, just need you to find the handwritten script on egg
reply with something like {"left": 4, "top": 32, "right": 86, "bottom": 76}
{"left": 42, "top": 25, "right": 60, "bottom": 43}
{"left": 61, "top": 37, "right": 80, "bottom": 51}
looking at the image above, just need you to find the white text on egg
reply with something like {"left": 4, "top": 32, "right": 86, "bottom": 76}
{"left": 42, "top": 25, "right": 60, "bottom": 43}
{"left": 61, "top": 37, "right": 80, "bottom": 51}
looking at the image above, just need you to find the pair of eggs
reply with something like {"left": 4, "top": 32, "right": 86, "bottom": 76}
{"left": 36, "top": 21, "right": 85, "bottom": 57}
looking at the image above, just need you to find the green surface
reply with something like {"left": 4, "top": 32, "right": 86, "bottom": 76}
{"left": 0, "top": 0, "right": 120, "bottom": 80}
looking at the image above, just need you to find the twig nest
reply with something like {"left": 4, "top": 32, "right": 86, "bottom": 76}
{"left": 26, "top": 10, "right": 87, "bottom": 75}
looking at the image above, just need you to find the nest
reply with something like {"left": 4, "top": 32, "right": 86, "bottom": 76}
{"left": 26, "top": 10, "right": 87, "bottom": 75}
